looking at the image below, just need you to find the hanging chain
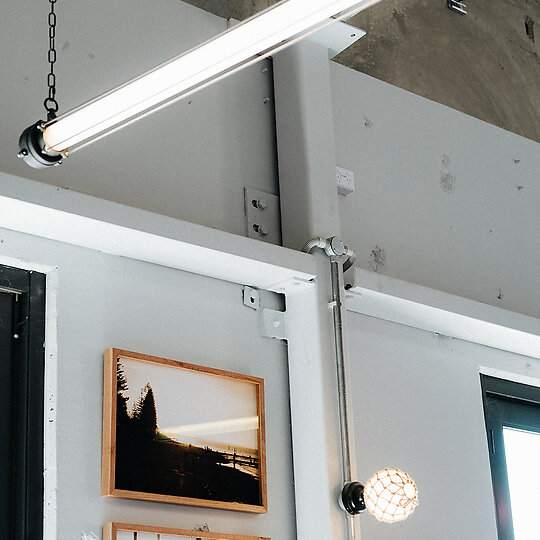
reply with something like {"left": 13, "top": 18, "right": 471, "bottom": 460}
{"left": 44, "top": 0, "right": 59, "bottom": 120}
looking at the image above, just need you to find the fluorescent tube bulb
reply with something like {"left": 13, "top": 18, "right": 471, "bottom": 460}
{"left": 39, "top": 0, "right": 375, "bottom": 153}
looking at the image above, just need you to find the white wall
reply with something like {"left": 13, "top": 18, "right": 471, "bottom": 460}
{"left": 2, "top": 1, "right": 278, "bottom": 237}
{"left": 0, "top": 227, "right": 295, "bottom": 540}
{"left": 330, "top": 62, "right": 540, "bottom": 538}
{"left": 331, "top": 63, "right": 540, "bottom": 319}
{"left": 347, "top": 311, "right": 540, "bottom": 539}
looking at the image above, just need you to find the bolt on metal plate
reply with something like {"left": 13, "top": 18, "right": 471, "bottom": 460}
{"left": 244, "top": 187, "right": 282, "bottom": 245}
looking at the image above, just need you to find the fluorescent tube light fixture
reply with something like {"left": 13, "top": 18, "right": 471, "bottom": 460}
{"left": 18, "top": 0, "right": 379, "bottom": 168}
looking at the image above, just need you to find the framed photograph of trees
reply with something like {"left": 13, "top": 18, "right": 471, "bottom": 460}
{"left": 104, "top": 522, "right": 270, "bottom": 540}
{"left": 102, "top": 349, "right": 267, "bottom": 513}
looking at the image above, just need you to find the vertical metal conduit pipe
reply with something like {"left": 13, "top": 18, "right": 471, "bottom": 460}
{"left": 330, "top": 257, "right": 353, "bottom": 484}
{"left": 302, "top": 237, "right": 357, "bottom": 540}
{"left": 330, "top": 256, "right": 356, "bottom": 540}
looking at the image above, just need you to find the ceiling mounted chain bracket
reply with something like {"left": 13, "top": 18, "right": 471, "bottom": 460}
{"left": 17, "top": 0, "right": 65, "bottom": 168}
{"left": 45, "top": 0, "right": 60, "bottom": 121}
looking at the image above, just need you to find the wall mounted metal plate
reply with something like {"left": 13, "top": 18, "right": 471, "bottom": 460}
{"left": 261, "top": 308, "right": 287, "bottom": 340}
{"left": 244, "top": 187, "right": 282, "bottom": 245}
{"left": 243, "top": 286, "right": 260, "bottom": 310}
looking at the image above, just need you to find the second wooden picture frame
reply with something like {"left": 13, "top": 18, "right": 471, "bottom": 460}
{"left": 104, "top": 522, "right": 270, "bottom": 540}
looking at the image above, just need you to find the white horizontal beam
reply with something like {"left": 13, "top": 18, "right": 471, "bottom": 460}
{"left": 346, "top": 267, "right": 540, "bottom": 360}
{"left": 0, "top": 172, "right": 315, "bottom": 293}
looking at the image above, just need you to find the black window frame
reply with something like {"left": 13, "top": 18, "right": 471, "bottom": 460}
{"left": 481, "top": 374, "right": 540, "bottom": 540}
{"left": 0, "top": 264, "right": 46, "bottom": 539}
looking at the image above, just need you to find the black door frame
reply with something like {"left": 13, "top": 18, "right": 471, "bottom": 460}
{"left": 0, "top": 264, "right": 46, "bottom": 539}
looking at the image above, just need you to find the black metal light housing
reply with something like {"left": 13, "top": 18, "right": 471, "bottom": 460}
{"left": 18, "top": 121, "right": 63, "bottom": 169}
{"left": 341, "top": 481, "right": 366, "bottom": 515}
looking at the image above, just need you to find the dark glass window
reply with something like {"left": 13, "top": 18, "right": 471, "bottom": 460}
{"left": 481, "top": 374, "right": 540, "bottom": 540}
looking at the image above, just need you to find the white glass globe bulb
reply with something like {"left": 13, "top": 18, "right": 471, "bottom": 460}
{"left": 363, "top": 468, "right": 418, "bottom": 523}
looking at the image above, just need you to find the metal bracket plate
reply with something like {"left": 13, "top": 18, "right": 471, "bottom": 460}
{"left": 244, "top": 187, "right": 282, "bottom": 245}
{"left": 308, "top": 20, "right": 366, "bottom": 60}
{"left": 243, "top": 286, "right": 260, "bottom": 310}
{"left": 261, "top": 308, "right": 287, "bottom": 340}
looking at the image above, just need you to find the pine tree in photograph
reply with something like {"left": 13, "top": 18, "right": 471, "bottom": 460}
{"left": 116, "top": 361, "right": 130, "bottom": 439}
{"left": 139, "top": 383, "right": 158, "bottom": 437}
{"left": 131, "top": 382, "right": 158, "bottom": 438}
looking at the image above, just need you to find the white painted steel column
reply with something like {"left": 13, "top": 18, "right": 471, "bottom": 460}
{"left": 285, "top": 281, "right": 343, "bottom": 539}
{"left": 274, "top": 40, "right": 359, "bottom": 539}
{"left": 273, "top": 39, "right": 341, "bottom": 251}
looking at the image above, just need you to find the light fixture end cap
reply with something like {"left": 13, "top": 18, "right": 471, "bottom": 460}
{"left": 18, "top": 121, "right": 63, "bottom": 169}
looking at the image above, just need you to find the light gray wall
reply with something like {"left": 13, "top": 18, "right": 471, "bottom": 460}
{"left": 331, "top": 62, "right": 540, "bottom": 538}
{"left": 2, "top": 1, "right": 278, "bottom": 237}
{"left": 0, "top": 227, "right": 295, "bottom": 540}
{"left": 347, "top": 311, "right": 540, "bottom": 539}
{"left": 331, "top": 63, "right": 540, "bottom": 319}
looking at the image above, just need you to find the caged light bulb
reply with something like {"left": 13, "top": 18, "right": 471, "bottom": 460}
{"left": 363, "top": 468, "right": 418, "bottom": 523}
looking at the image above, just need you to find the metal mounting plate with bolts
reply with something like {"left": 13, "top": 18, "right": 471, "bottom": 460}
{"left": 245, "top": 187, "right": 282, "bottom": 245}
{"left": 243, "top": 286, "right": 260, "bottom": 310}
{"left": 262, "top": 308, "right": 287, "bottom": 340}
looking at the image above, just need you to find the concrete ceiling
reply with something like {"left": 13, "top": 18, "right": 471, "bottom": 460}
{"left": 185, "top": 0, "right": 540, "bottom": 143}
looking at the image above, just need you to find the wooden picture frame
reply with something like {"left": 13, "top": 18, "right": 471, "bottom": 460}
{"left": 102, "top": 348, "right": 267, "bottom": 513}
{"left": 104, "top": 523, "right": 270, "bottom": 540}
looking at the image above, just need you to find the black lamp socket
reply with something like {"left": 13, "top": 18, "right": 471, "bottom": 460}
{"left": 341, "top": 481, "right": 366, "bottom": 515}
{"left": 18, "top": 121, "right": 63, "bottom": 169}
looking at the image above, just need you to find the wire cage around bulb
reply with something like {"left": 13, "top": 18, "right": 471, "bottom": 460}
{"left": 363, "top": 468, "right": 418, "bottom": 523}
{"left": 340, "top": 468, "right": 418, "bottom": 523}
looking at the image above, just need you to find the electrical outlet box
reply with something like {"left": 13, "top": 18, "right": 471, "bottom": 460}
{"left": 336, "top": 166, "right": 355, "bottom": 196}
